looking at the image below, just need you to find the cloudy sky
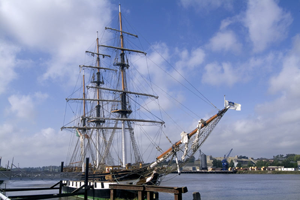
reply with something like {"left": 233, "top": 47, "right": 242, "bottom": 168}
{"left": 1, "top": 0, "right": 300, "bottom": 167}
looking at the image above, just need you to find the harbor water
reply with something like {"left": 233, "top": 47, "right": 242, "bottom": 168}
{"left": 159, "top": 173, "right": 300, "bottom": 200}
{"left": 1, "top": 174, "right": 300, "bottom": 199}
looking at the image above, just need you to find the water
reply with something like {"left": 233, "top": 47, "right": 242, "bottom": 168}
{"left": 159, "top": 174, "right": 300, "bottom": 200}
{"left": 1, "top": 174, "right": 300, "bottom": 199}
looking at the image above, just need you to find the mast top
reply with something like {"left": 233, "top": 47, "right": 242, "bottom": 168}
{"left": 119, "top": 4, "right": 121, "bottom": 13}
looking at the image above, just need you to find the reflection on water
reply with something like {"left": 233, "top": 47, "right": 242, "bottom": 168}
{"left": 1, "top": 174, "right": 300, "bottom": 200}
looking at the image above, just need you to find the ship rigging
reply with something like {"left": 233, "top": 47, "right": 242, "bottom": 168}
{"left": 60, "top": 4, "right": 239, "bottom": 198}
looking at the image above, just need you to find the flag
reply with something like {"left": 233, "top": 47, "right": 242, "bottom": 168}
{"left": 76, "top": 129, "right": 81, "bottom": 137}
{"left": 225, "top": 100, "right": 241, "bottom": 111}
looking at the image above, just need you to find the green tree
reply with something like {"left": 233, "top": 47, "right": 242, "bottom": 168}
{"left": 212, "top": 159, "right": 222, "bottom": 168}
{"left": 229, "top": 160, "right": 234, "bottom": 168}
{"left": 274, "top": 154, "right": 284, "bottom": 159}
{"left": 255, "top": 160, "right": 270, "bottom": 167}
{"left": 237, "top": 162, "right": 242, "bottom": 168}
{"left": 255, "top": 160, "right": 263, "bottom": 167}
{"left": 282, "top": 159, "right": 294, "bottom": 168}
{"left": 293, "top": 155, "right": 300, "bottom": 162}
{"left": 247, "top": 161, "right": 253, "bottom": 167}
{"left": 272, "top": 160, "right": 280, "bottom": 166}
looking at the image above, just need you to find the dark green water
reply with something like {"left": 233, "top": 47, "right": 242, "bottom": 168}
{"left": 1, "top": 174, "right": 300, "bottom": 199}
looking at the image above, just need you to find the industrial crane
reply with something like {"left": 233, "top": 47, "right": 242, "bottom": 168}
{"left": 222, "top": 148, "right": 233, "bottom": 170}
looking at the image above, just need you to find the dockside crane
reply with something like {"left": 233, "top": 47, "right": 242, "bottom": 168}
{"left": 222, "top": 148, "right": 233, "bottom": 171}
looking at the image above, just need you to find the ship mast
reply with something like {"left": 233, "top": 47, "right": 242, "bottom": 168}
{"left": 105, "top": 4, "right": 158, "bottom": 167}
{"left": 119, "top": 4, "right": 128, "bottom": 167}
{"left": 61, "top": 4, "right": 164, "bottom": 171}
{"left": 96, "top": 35, "right": 102, "bottom": 169}
{"left": 81, "top": 69, "right": 86, "bottom": 172}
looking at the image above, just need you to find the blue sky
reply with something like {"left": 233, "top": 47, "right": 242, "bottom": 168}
{"left": 1, "top": 0, "right": 300, "bottom": 167}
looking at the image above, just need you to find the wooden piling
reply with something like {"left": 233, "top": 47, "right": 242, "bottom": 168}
{"left": 59, "top": 161, "right": 64, "bottom": 195}
{"left": 193, "top": 192, "right": 201, "bottom": 200}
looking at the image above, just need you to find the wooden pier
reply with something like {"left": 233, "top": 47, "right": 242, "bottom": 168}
{"left": 110, "top": 184, "right": 188, "bottom": 200}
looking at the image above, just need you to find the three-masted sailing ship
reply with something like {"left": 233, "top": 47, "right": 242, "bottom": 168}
{"left": 61, "top": 4, "right": 237, "bottom": 199}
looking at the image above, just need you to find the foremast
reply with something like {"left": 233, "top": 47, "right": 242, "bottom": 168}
{"left": 62, "top": 37, "right": 112, "bottom": 172}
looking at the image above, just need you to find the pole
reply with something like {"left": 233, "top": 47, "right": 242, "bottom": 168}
{"left": 59, "top": 162, "right": 64, "bottom": 195}
{"left": 82, "top": 70, "right": 86, "bottom": 172}
{"left": 84, "top": 157, "right": 89, "bottom": 200}
{"left": 121, "top": 120, "right": 126, "bottom": 167}
{"left": 193, "top": 192, "right": 201, "bottom": 200}
{"left": 96, "top": 36, "right": 100, "bottom": 169}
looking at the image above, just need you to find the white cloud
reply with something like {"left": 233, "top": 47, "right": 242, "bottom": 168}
{"left": 0, "top": 0, "right": 112, "bottom": 83}
{"left": 203, "top": 100, "right": 300, "bottom": 158}
{"left": 0, "top": 123, "right": 15, "bottom": 139}
{"left": 202, "top": 34, "right": 300, "bottom": 159}
{"left": 207, "top": 30, "right": 242, "bottom": 53}
{"left": 130, "top": 43, "right": 206, "bottom": 112}
{"left": 8, "top": 92, "right": 48, "bottom": 120}
{"left": 189, "top": 48, "right": 206, "bottom": 66}
{"left": 202, "top": 62, "right": 239, "bottom": 87}
{"left": 269, "top": 34, "right": 300, "bottom": 97}
{"left": 220, "top": 15, "right": 242, "bottom": 30}
{"left": 0, "top": 125, "right": 70, "bottom": 167}
{"left": 175, "top": 48, "right": 205, "bottom": 70}
{"left": 173, "top": 47, "right": 205, "bottom": 82}
{"left": 34, "top": 92, "right": 49, "bottom": 102}
{"left": 129, "top": 43, "right": 176, "bottom": 112}
{"left": 8, "top": 95, "right": 35, "bottom": 119}
{"left": 244, "top": 0, "right": 292, "bottom": 53}
{"left": 0, "top": 40, "right": 19, "bottom": 94}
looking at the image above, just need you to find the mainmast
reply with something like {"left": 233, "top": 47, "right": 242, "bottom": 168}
{"left": 104, "top": 4, "right": 160, "bottom": 167}
{"left": 119, "top": 4, "right": 128, "bottom": 168}
{"left": 81, "top": 69, "right": 86, "bottom": 172}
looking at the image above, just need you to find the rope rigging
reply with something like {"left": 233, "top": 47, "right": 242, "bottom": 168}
{"left": 61, "top": 9, "right": 230, "bottom": 181}
{"left": 122, "top": 14, "right": 219, "bottom": 111}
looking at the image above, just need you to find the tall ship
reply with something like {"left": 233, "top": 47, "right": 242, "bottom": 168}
{"left": 61, "top": 4, "right": 238, "bottom": 199}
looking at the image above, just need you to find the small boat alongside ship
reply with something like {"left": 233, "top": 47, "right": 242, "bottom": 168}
{"left": 60, "top": 4, "right": 239, "bottom": 199}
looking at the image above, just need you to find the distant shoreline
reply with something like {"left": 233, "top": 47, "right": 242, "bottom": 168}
{"left": 173, "top": 170, "right": 300, "bottom": 174}
{"left": 236, "top": 170, "right": 300, "bottom": 174}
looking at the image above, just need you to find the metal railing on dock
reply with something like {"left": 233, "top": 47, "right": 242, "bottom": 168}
{"left": 0, "top": 158, "right": 91, "bottom": 200}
